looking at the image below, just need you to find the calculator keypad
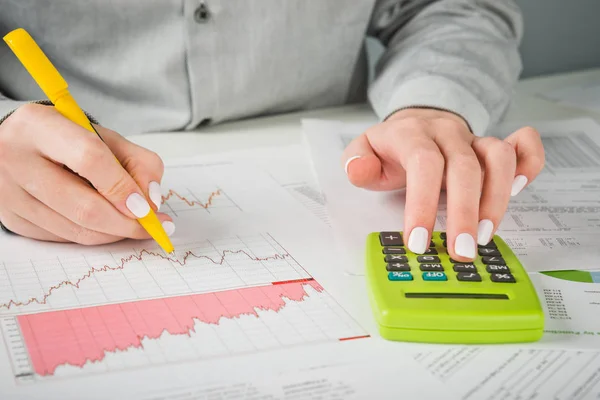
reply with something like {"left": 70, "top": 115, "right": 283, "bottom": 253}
{"left": 382, "top": 232, "right": 516, "bottom": 284}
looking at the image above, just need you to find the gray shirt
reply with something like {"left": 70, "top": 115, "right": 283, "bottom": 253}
{"left": 0, "top": 0, "right": 523, "bottom": 136}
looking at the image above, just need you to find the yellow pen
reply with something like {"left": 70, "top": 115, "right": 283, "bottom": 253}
{"left": 3, "top": 28, "right": 175, "bottom": 255}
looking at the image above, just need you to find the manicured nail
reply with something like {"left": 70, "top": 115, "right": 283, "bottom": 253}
{"left": 455, "top": 233, "right": 476, "bottom": 259}
{"left": 407, "top": 227, "right": 428, "bottom": 254}
{"left": 148, "top": 181, "right": 162, "bottom": 211}
{"left": 344, "top": 156, "right": 361, "bottom": 175}
{"left": 511, "top": 175, "right": 528, "bottom": 196}
{"left": 162, "top": 221, "right": 176, "bottom": 236}
{"left": 126, "top": 193, "right": 151, "bottom": 218}
{"left": 477, "top": 219, "right": 494, "bottom": 246}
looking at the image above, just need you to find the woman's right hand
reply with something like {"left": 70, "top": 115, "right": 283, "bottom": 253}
{"left": 0, "top": 103, "right": 174, "bottom": 245}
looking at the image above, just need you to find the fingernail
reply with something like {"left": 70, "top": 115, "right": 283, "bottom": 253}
{"left": 455, "top": 233, "right": 476, "bottom": 259}
{"left": 477, "top": 219, "right": 494, "bottom": 246}
{"left": 126, "top": 193, "right": 151, "bottom": 218}
{"left": 344, "top": 156, "right": 361, "bottom": 175}
{"left": 407, "top": 227, "right": 428, "bottom": 254}
{"left": 162, "top": 221, "right": 176, "bottom": 236}
{"left": 148, "top": 181, "right": 162, "bottom": 211}
{"left": 511, "top": 175, "right": 528, "bottom": 196}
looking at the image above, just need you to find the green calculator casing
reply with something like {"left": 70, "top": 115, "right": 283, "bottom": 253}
{"left": 365, "top": 232, "right": 544, "bottom": 344}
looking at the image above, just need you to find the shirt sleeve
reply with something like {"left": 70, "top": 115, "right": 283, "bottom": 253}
{"left": 366, "top": 0, "right": 524, "bottom": 136}
{"left": 0, "top": 92, "right": 35, "bottom": 124}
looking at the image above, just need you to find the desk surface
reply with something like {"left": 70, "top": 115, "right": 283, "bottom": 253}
{"left": 129, "top": 67, "right": 600, "bottom": 158}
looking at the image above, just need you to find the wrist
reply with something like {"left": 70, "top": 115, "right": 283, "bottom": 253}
{"left": 387, "top": 107, "right": 471, "bottom": 132}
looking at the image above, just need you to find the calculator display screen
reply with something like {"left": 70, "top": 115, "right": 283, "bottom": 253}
{"left": 405, "top": 293, "right": 509, "bottom": 299}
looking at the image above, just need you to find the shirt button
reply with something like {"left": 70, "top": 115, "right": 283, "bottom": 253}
{"left": 194, "top": 3, "right": 211, "bottom": 23}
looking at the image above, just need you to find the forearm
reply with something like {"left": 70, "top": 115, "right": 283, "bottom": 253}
{"left": 367, "top": 0, "right": 524, "bottom": 136}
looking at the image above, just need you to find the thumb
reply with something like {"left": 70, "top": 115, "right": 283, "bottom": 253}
{"left": 341, "top": 134, "right": 384, "bottom": 190}
{"left": 504, "top": 126, "right": 545, "bottom": 196}
{"left": 94, "top": 125, "right": 165, "bottom": 212}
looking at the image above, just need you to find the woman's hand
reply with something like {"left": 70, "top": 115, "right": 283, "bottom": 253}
{"left": 342, "top": 107, "right": 544, "bottom": 262}
{"left": 0, "top": 103, "right": 174, "bottom": 244}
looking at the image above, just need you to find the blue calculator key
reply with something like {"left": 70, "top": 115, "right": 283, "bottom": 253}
{"left": 388, "top": 271, "right": 413, "bottom": 281}
{"left": 422, "top": 271, "right": 447, "bottom": 281}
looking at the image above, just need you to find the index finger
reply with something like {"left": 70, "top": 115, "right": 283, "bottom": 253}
{"left": 363, "top": 125, "right": 445, "bottom": 254}
{"left": 436, "top": 133, "right": 482, "bottom": 262}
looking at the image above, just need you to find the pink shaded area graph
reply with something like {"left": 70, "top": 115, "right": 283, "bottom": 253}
{"left": 17, "top": 279, "right": 324, "bottom": 376}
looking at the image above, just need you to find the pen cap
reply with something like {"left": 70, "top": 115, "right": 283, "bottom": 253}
{"left": 3, "top": 28, "right": 68, "bottom": 102}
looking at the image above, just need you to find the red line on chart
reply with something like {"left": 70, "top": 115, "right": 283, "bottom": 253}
{"left": 0, "top": 248, "right": 290, "bottom": 310}
{"left": 161, "top": 189, "right": 221, "bottom": 208}
{"left": 272, "top": 278, "right": 314, "bottom": 285}
{"left": 339, "top": 335, "right": 371, "bottom": 341}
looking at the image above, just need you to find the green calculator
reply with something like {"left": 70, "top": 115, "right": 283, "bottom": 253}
{"left": 365, "top": 231, "right": 544, "bottom": 344}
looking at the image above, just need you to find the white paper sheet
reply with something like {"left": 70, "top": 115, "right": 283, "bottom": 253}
{"left": 191, "top": 145, "right": 332, "bottom": 227}
{"left": 414, "top": 346, "right": 600, "bottom": 400}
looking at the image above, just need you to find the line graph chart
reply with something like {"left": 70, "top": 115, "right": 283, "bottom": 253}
{"left": 155, "top": 162, "right": 249, "bottom": 219}
{"left": 0, "top": 233, "right": 309, "bottom": 315}
{"left": 160, "top": 188, "right": 241, "bottom": 216}
{"left": 162, "top": 188, "right": 221, "bottom": 208}
{"left": 2, "top": 279, "right": 368, "bottom": 380}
